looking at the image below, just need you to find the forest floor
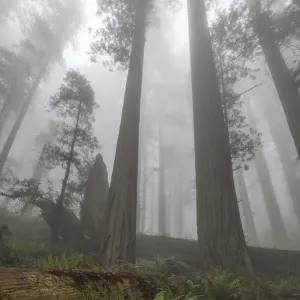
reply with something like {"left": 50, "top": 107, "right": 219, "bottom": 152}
{"left": 136, "top": 235, "right": 300, "bottom": 277}
{"left": 1, "top": 235, "right": 300, "bottom": 299}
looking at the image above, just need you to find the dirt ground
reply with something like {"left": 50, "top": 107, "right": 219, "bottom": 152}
{"left": 136, "top": 234, "right": 300, "bottom": 277}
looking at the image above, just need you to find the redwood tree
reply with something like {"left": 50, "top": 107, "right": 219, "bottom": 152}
{"left": 92, "top": 0, "right": 179, "bottom": 264}
{"left": 187, "top": 0, "right": 253, "bottom": 271}
{"left": 92, "top": 0, "right": 150, "bottom": 264}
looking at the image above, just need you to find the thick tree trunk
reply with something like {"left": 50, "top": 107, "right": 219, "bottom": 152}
{"left": 101, "top": 0, "right": 148, "bottom": 264}
{"left": 187, "top": 0, "right": 253, "bottom": 272}
{"left": 255, "top": 13, "right": 300, "bottom": 159}
{"left": 80, "top": 153, "right": 109, "bottom": 245}
{"left": 0, "top": 63, "right": 47, "bottom": 175}
{"left": 235, "top": 168, "right": 260, "bottom": 246}
{"left": 246, "top": 101, "right": 290, "bottom": 249}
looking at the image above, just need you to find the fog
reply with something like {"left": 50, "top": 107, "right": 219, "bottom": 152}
{"left": 1, "top": 0, "right": 300, "bottom": 254}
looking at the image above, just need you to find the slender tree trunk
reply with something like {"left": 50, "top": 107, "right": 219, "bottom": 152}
{"left": 187, "top": 0, "right": 253, "bottom": 272}
{"left": 140, "top": 143, "right": 148, "bottom": 233}
{"left": 101, "top": 0, "right": 148, "bottom": 264}
{"left": 158, "top": 122, "right": 167, "bottom": 236}
{"left": 32, "top": 157, "right": 45, "bottom": 181}
{"left": 235, "top": 168, "right": 260, "bottom": 246}
{"left": 0, "top": 75, "right": 21, "bottom": 140}
{"left": 246, "top": 101, "right": 290, "bottom": 249}
{"left": 31, "top": 144, "right": 48, "bottom": 182}
{"left": 0, "top": 93, "right": 13, "bottom": 139}
{"left": 175, "top": 170, "right": 183, "bottom": 238}
{"left": 260, "top": 98, "right": 300, "bottom": 228}
{"left": 137, "top": 141, "right": 142, "bottom": 233}
{"left": 0, "top": 62, "right": 48, "bottom": 175}
{"left": 149, "top": 157, "right": 157, "bottom": 234}
{"left": 255, "top": 13, "right": 300, "bottom": 158}
{"left": 58, "top": 101, "right": 81, "bottom": 207}
{"left": 51, "top": 100, "right": 82, "bottom": 242}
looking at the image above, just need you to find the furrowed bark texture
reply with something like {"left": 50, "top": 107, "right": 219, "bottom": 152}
{"left": 101, "top": 0, "right": 148, "bottom": 264}
{"left": 187, "top": 0, "right": 252, "bottom": 272}
{"left": 256, "top": 13, "right": 300, "bottom": 159}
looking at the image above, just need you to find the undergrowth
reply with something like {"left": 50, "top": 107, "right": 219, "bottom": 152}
{"left": 1, "top": 235, "right": 300, "bottom": 299}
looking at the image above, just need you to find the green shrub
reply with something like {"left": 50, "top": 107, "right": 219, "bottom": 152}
{"left": 270, "top": 277, "right": 300, "bottom": 297}
{"left": 201, "top": 268, "right": 243, "bottom": 300}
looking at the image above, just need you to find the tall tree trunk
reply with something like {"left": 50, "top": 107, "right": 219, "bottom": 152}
{"left": 0, "top": 75, "right": 25, "bottom": 141}
{"left": 52, "top": 100, "right": 82, "bottom": 242}
{"left": 137, "top": 141, "right": 142, "bottom": 233}
{"left": 235, "top": 168, "right": 260, "bottom": 246}
{"left": 0, "top": 92, "right": 13, "bottom": 140}
{"left": 174, "top": 170, "right": 183, "bottom": 238}
{"left": 246, "top": 101, "right": 290, "bottom": 249}
{"left": 0, "top": 62, "right": 48, "bottom": 175}
{"left": 260, "top": 96, "right": 300, "bottom": 228}
{"left": 140, "top": 143, "right": 148, "bottom": 233}
{"left": 101, "top": 0, "right": 147, "bottom": 264}
{"left": 187, "top": 0, "right": 253, "bottom": 272}
{"left": 32, "top": 156, "right": 45, "bottom": 182}
{"left": 158, "top": 122, "right": 167, "bottom": 236}
{"left": 149, "top": 157, "right": 157, "bottom": 234}
{"left": 255, "top": 13, "right": 300, "bottom": 158}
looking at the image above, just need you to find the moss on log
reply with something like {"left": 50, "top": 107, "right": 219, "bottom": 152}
{"left": 0, "top": 268, "right": 172, "bottom": 299}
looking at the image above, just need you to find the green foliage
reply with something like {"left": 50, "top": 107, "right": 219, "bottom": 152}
{"left": 0, "top": 70, "right": 99, "bottom": 217}
{"left": 91, "top": 0, "right": 136, "bottom": 70}
{"left": 269, "top": 277, "right": 300, "bottom": 297}
{"left": 91, "top": 0, "right": 180, "bottom": 70}
{"left": 201, "top": 268, "right": 243, "bottom": 300}
{"left": 42, "top": 69, "right": 99, "bottom": 206}
{"left": 210, "top": 1, "right": 262, "bottom": 170}
{"left": 0, "top": 239, "right": 299, "bottom": 300}
{"left": 37, "top": 252, "right": 85, "bottom": 270}
{"left": 0, "top": 238, "right": 88, "bottom": 269}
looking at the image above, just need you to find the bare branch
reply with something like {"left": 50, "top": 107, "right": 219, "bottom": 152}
{"left": 236, "top": 83, "right": 262, "bottom": 97}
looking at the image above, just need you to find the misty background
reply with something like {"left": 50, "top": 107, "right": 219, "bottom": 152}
{"left": 1, "top": 0, "right": 299, "bottom": 250}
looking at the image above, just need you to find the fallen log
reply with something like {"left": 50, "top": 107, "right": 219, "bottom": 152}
{"left": 0, "top": 268, "right": 174, "bottom": 299}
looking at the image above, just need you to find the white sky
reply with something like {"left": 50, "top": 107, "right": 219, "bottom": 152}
{"left": 64, "top": 0, "right": 189, "bottom": 67}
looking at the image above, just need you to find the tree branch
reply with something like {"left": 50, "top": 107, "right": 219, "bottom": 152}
{"left": 0, "top": 191, "right": 52, "bottom": 203}
{"left": 236, "top": 83, "right": 262, "bottom": 97}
